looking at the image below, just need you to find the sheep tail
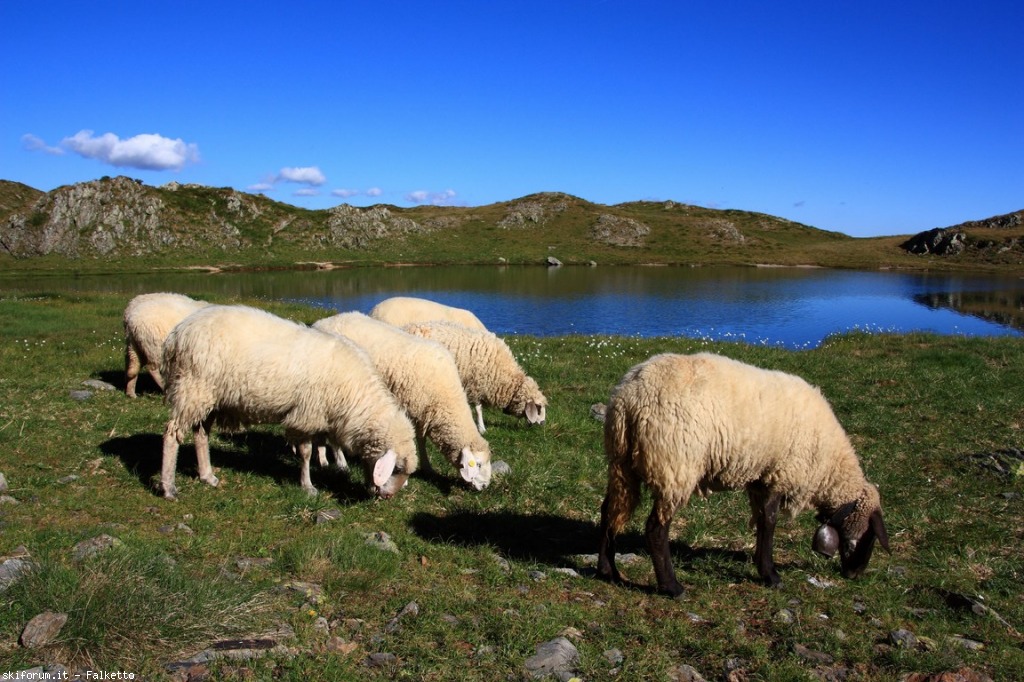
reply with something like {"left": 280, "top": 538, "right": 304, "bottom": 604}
{"left": 601, "top": 401, "right": 642, "bottom": 534}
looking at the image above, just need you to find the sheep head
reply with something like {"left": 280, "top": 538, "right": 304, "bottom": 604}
{"left": 505, "top": 376, "right": 548, "bottom": 426}
{"left": 818, "top": 483, "right": 890, "bottom": 578}
{"left": 459, "top": 444, "right": 492, "bottom": 491}
{"left": 369, "top": 450, "right": 410, "bottom": 499}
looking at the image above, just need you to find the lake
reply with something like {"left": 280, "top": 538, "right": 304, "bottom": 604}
{"left": 4, "top": 265, "right": 1023, "bottom": 349}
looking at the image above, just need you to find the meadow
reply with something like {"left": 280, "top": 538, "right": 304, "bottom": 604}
{"left": 0, "top": 291, "right": 1021, "bottom": 680}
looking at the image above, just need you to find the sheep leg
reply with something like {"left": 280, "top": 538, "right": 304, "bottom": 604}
{"left": 160, "top": 421, "right": 181, "bottom": 500}
{"left": 748, "top": 484, "right": 782, "bottom": 587}
{"left": 645, "top": 499, "right": 685, "bottom": 598}
{"left": 597, "top": 462, "right": 643, "bottom": 585}
{"left": 125, "top": 344, "right": 141, "bottom": 398}
{"left": 475, "top": 404, "right": 486, "bottom": 433}
{"left": 296, "top": 440, "right": 318, "bottom": 496}
{"left": 194, "top": 418, "right": 220, "bottom": 488}
{"left": 415, "top": 431, "right": 434, "bottom": 473}
{"left": 597, "top": 495, "right": 624, "bottom": 584}
{"left": 149, "top": 365, "right": 166, "bottom": 391}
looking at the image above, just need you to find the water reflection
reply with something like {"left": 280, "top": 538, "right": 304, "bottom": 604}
{"left": 3, "top": 266, "right": 1022, "bottom": 348}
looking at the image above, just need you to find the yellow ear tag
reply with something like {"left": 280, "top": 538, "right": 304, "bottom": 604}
{"left": 467, "top": 458, "right": 476, "bottom": 468}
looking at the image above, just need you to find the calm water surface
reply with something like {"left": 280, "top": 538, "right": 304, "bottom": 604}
{"left": 5, "top": 266, "right": 1023, "bottom": 349}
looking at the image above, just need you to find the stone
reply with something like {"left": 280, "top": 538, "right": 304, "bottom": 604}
{"left": 0, "top": 557, "right": 35, "bottom": 591}
{"left": 82, "top": 379, "right": 116, "bottom": 391}
{"left": 315, "top": 508, "right": 342, "bottom": 524}
{"left": 70, "top": 390, "right": 92, "bottom": 401}
{"left": 20, "top": 611, "right": 69, "bottom": 648}
{"left": 491, "top": 460, "right": 512, "bottom": 477}
{"left": 901, "top": 228, "right": 966, "bottom": 256}
{"left": 524, "top": 637, "right": 580, "bottom": 680}
{"left": 668, "top": 664, "right": 709, "bottom": 682}
{"left": 364, "top": 652, "right": 398, "bottom": 668}
{"left": 365, "top": 531, "right": 399, "bottom": 554}
{"left": 546, "top": 256, "right": 563, "bottom": 267}
{"left": 889, "top": 628, "right": 918, "bottom": 649}
{"left": 603, "top": 648, "right": 624, "bottom": 665}
{"left": 590, "top": 403, "right": 607, "bottom": 422}
{"left": 0, "top": 472, "right": 7, "bottom": 491}
{"left": 72, "top": 534, "right": 122, "bottom": 561}
{"left": 792, "top": 642, "right": 833, "bottom": 664}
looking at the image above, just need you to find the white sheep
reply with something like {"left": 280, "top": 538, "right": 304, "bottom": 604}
{"left": 369, "top": 296, "right": 488, "bottom": 331}
{"left": 312, "top": 311, "right": 492, "bottom": 491}
{"left": 597, "top": 352, "right": 889, "bottom": 596}
{"left": 402, "top": 320, "right": 547, "bottom": 433}
{"left": 159, "top": 304, "right": 417, "bottom": 500}
{"left": 123, "top": 292, "right": 211, "bottom": 397}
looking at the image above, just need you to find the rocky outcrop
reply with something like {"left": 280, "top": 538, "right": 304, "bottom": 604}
{"left": 901, "top": 228, "right": 966, "bottom": 256}
{"left": 326, "top": 205, "right": 425, "bottom": 249}
{"left": 589, "top": 214, "right": 650, "bottom": 247}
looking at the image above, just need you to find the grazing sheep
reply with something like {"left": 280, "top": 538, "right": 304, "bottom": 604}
{"left": 402, "top": 320, "right": 547, "bottom": 433}
{"left": 159, "top": 305, "right": 417, "bottom": 500}
{"left": 597, "top": 352, "right": 889, "bottom": 597}
{"left": 123, "top": 292, "right": 211, "bottom": 397}
{"left": 369, "top": 296, "right": 488, "bottom": 331}
{"left": 312, "top": 312, "right": 492, "bottom": 491}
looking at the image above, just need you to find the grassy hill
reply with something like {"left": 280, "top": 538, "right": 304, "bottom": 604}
{"left": 1, "top": 177, "right": 1022, "bottom": 273}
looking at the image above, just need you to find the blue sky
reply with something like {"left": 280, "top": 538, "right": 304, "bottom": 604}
{"left": 2, "top": 1, "right": 1021, "bottom": 237}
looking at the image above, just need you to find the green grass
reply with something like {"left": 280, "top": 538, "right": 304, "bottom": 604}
{"left": 0, "top": 292, "right": 1022, "bottom": 679}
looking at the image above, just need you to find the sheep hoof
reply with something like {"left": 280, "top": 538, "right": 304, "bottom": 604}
{"left": 161, "top": 486, "right": 178, "bottom": 501}
{"left": 201, "top": 474, "right": 220, "bottom": 488}
{"left": 303, "top": 485, "right": 319, "bottom": 497}
{"left": 762, "top": 574, "right": 782, "bottom": 589}
{"left": 661, "top": 582, "right": 686, "bottom": 599}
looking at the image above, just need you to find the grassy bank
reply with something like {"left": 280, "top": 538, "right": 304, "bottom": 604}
{"left": 0, "top": 292, "right": 1022, "bottom": 679}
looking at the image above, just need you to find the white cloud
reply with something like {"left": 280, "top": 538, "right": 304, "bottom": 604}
{"left": 366, "top": 187, "right": 382, "bottom": 197}
{"left": 331, "top": 188, "right": 362, "bottom": 198}
{"left": 406, "top": 189, "right": 458, "bottom": 206}
{"left": 277, "top": 166, "right": 326, "bottom": 186}
{"left": 293, "top": 188, "right": 320, "bottom": 197}
{"left": 60, "top": 130, "right": 199, "bottom": 171}
{"left": 21, "top": 133, "right": 64, "bottom": 155}
{"left": 248, "top": 182, "right": 274, "bottom": 192}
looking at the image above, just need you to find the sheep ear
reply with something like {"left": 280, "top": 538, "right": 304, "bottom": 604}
{"left": 373, "top": 450, "right": 397, "bottom": 487}
{"left": 459, "top": 447, "right": 478, "bottom": 483}
{"left": 870, "top": 510, "right": 891, "bottom": 553}
{"left": 526, "top": 401, "right": 544, "bottom": 424}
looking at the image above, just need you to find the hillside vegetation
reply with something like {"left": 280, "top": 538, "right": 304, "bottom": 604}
{"left": 1, "top": 176, "right": 1023, "bottom": 273}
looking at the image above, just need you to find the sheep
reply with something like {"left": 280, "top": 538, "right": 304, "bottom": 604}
{"left": 123, "top": 292, "right": 211, "bottom": 397}
{"left": 402, "top": 320, "right": 547, "bottom": 433}
{"left": 312, "top": 311, "right": 492, "bottom": 491}
{"left": 597, "top": 352, "right": 889, "bottom": 597}
{"left": 159, "top": 304, "right": 418, "bottom": 501}
{"left": 369, "top": 296, "right": 488, "bottom": 331}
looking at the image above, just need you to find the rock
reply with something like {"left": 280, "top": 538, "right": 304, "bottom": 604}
{"left": 775, "top": 609, "right": 796, "bottom": 624}
{"left": 902, "top": 667, "right": 994, "bottom": 682}
{"left": 494, "top": 555, "right": 512, "bottom": 573}
{"left": 20, "top": 611, "right": 69, "bottom": 648}
{"left": 603, "top": 648, "right": 624, "bottom": 665}
{"left": 281, "top": 581, "right": 324, "bottom": 604}
{"left": 365, "top": 531, "right": 399, "bottom": 554}
{"left": 901, "top": 228, "right": 966, "bottom": 256}
{"left": 384, "top": 601, "right": 419, "bottom": 633}
{"left": 70, "top": 390, "right": 92, "bottom": 401}
{"left": 57, "top": 474, "right": 79, "bottom": 485}
{"left": 948, "top": 635, "right": 985, "bottom": 651}
{"left": 72, "top": 534, "right": 122, "bottom": 561}
{"left": 590, "top": 403, "right": 607, "bottom": 422}
{"left": 82, "top": 379, "right": 116, "bottom": 391}
{"left": 546, "top": 256, "right": 563, "bottom": 267}
{"left": 0, "top": 495, "right": 19, "bottom": 505}
{"left": 889, "top": 628, "right": 918, "bottom": 649}
{"left": 0, "top": 557, "right": 35, "bottom": 591}
{"left": 524, "top": 637, "right": 580, "bottom": 680}
{"left": 553, "top": 567, "right": 580, "bottom": 578}
{"left": 0, "top": 472, "right": 7, "bottom": 491}
{"left": 491, "top": 460, "right": 512, "bottom": 477}
{"left": 589, "top": 214, "right": 651, "bottom": 247}
{"left": 792, "top": 642, "right": 833, "bottom": 664}
{"left": 313, "top": 617, "right": 330, "bottom": 635}
{"left": 667, "top": 664, "right": 709, "bottom": 682}
{"left": 528, "top": 570, "right": 547, "bottom": 581}
{"left": 315, "top": 508, "right": 342, "bottom": 524}
{"left": 364, "top": 652, "right": 398, "bottom": 668}
{"left": 235, "top": 557, "right": 273, "bottom": 572}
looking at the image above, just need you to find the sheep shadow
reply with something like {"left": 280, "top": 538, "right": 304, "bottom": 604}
{"left": 407, "top": 510, "right": 755, "bottom": 593}
{"left": 97, "top": 368, "right": 161, "bottom": 396}
{"left": 100, "top": 429, "right": 372, "bottom": 502}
